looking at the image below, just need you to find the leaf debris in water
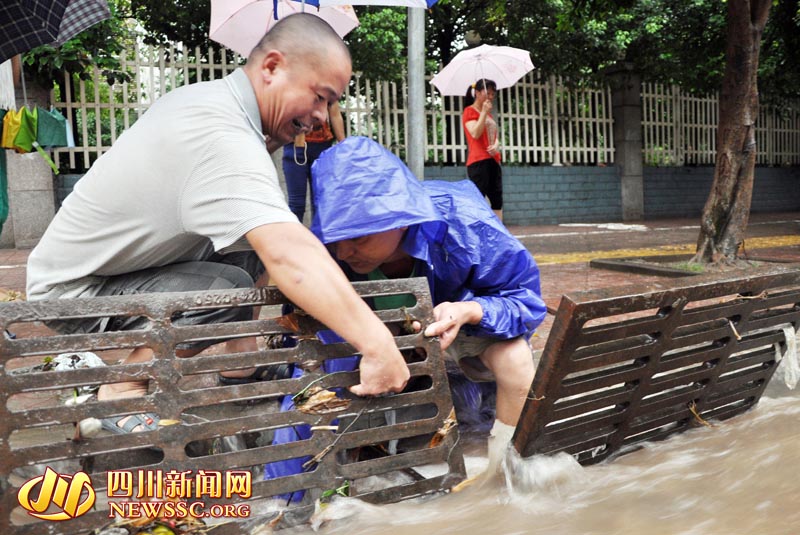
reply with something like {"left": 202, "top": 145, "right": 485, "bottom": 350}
{"left": 429, "top": 407, "right": 457, "bottom": 448}
{"left": 296, "top": 387, "right": 351, "bottom": 414}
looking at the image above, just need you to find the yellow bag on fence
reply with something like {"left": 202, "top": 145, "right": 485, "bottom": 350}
{"left": 1, "top": 109, "right": 22, "bottom": 150}
{"left": 1, "top": 107, "right": 37, "bottom": 154}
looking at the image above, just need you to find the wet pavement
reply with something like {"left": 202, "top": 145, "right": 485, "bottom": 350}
{"left": 517, "top": 212, "right": 800, "bottom": 349}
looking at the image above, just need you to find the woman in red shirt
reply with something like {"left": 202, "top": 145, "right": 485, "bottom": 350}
{"left": 462, "top": 79, "right": 502, "bottom": 221}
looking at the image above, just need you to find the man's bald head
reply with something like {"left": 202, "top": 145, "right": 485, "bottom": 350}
{"left": 242, "top": 13, "right": 352, "bottom": 152}
{"left": 247, "top": 13, "right": 351, "bottom": 73}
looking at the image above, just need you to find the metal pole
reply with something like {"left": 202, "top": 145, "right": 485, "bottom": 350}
{"left": 407, "top": 7, "right": 425, "bottom": 179}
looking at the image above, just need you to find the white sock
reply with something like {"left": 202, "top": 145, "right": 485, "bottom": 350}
{"left": 486, "top": 420, "right": 515, "bottom": 476}
{"left": 490, "top": 419, "right": 516, "bottom": 440}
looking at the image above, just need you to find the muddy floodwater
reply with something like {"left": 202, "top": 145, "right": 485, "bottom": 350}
{"left": 291, "top": 375, "right": 800, "bottom": 535}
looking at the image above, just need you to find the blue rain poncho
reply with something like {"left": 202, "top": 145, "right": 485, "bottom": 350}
{"left": 264, "top": 137, "right": 547, "bottom": 496}
{"left": 310, "top": 136, "right": 546, "bottom": 340}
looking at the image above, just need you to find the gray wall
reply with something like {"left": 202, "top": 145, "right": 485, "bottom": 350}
{"left": 643, "top": 166, "right": 800, "bottom": 218}
{"left": 424, "top": 165, "right": 800, "bottom": 225}
{"left": 54, "top": 164, "right": 800, "bottom": 228}
{"left": 425, "top": 165, "right": 622, "bottom": 225}
{"left": 0, "top": 153, "right": 56, "bottom": 249}
{"left": 0, "top": 82, "right": 55, "bottom": 249}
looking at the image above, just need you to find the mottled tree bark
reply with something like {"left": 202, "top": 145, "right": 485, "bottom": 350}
{"left": 693, "top": 0, "right": 772, "bottom": 264}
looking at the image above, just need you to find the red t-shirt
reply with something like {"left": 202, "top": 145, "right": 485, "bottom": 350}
{"left": 462, "top": 105, "right": 501, "bottom": 166}
{"left": 304, "top": 121, "right": 334, "bottom": 143}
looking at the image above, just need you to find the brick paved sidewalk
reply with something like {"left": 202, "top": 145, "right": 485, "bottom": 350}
{"left": 518, "top": 211, "right": 800, "bottom": 348}
{"left": 0, "top": 248, "right": 31, "bottom": 296}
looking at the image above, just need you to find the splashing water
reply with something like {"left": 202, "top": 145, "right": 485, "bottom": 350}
{"left": 502, "top": 450, "right": 587, "bottom": 499}
{"left": 293, "top": 380, "right": 800, "bottom": 535}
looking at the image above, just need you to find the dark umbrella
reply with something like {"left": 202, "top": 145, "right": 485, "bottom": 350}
{"left": 0, "top": 0, "right": 110, "bottom": 64}
{"left": 52, "top": 0, "right": 110, "bottom": 46}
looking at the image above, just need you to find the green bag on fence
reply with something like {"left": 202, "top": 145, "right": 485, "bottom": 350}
{"left": 36, "top": 107, "right": 68, "bottom": 148}
{"left": 12, "top": 106, "right": 38, "bottom": 153}
{"left": 32, "top": 107, "right": 66, "bottom": 173}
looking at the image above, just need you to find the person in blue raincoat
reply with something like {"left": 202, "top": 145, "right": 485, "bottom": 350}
{"left": 265, "top": 137, "right": 546, "bottom": 489}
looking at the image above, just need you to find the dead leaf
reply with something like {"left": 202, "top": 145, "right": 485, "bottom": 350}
{"left": 428, "top": 407, "right": 458, "bottom": 448}
{"left": 451, "top": 475, "right": 480, "bottom": 493}
{"left": 276, "top": 313, "right": 302, "bottom": 333}
{"left": 402, "top": 306, "right": 417, "bottom": 334}
{"left": 267, "top": 511, "right": 284, "bottom": 529}
{"left": 296, "top": 387, "right": 350, "bottom": 414}
{"left": 0, "top": 288, "right": 24, "bottom": 302}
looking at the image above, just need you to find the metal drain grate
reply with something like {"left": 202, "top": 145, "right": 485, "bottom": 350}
{"left": 0, "top": 277, "right": 465, "bottom": 534}
{"left": 515, "top": 265, "right": 800, "bottom": 464}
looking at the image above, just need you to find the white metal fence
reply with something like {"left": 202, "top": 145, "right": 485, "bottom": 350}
{"left": 51, "top": 44, "right": 799, "bottom": 172}
{"left": 53, "top": 44, "right": 244, "bottom": 171}
{"left": 642, "top": 82, "right": 800, "bottom": 166}
{"left": 424, "top": 73, "right": 615, "bottom": 165}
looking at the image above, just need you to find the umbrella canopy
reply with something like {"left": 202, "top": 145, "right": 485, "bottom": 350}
{"left": 430, "top": 44, "right": 534, "bottom": 97}
{"left": 52, "top": 0, "right": 110, "bottom": 46}
{"left": 209, "top": 0, "right": 359, "bottom": 58}
{"left": 0, "top": 0, "right": 110, "bottom": 64}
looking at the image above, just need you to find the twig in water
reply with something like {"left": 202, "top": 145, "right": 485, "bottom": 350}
{"left": 302, "top": 405, "right": 368, "bottom": 470}
{"left": 688, "top": 401, "right": 715, "bottom": 428}
{"left": 728, "top": 320, "right": 742, "bottom": 341}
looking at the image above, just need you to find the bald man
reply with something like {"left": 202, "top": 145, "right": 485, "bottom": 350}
{"left": 26, "top": 14, "right": 409, "bottom": 435}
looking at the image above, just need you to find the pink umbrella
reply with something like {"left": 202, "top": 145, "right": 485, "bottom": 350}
{"left": 430, "top": 44, "right": 534, "bottom": 96}
{"left": 209, "top": 0, "right": 359, "bottom": 57}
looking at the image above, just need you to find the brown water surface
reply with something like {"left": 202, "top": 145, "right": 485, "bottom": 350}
{"left": 305, "top": 377, "right": 800, "bottom": 535}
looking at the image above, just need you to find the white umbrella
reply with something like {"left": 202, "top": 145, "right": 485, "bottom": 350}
{"left": 209, "top": 0, "right": 359, "bottom": 58}
{"left": 430, "top": 44, "right": 534, "bottom": 96}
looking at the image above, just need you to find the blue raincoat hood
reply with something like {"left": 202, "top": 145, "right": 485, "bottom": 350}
{"left": 310, "top": 137, "right": 446, "bottom": 246}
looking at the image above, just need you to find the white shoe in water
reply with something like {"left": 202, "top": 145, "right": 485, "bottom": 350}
{"left": 486, "top": 419, "right": 515, "bottom": 477}
{"left": 451, "top": 420, "right": 516, "bottom": 492}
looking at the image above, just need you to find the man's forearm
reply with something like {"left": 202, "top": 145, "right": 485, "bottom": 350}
{"left": 246, "top": 223, "right": 410, "bottom": 393}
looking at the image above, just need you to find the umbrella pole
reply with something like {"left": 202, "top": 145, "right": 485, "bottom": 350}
{"left": 478, "top": 61, "right": 486, "bottom": 100}
{"left": 407, "top": 7, "right": 425, "bottom": 179}
{"left": 20, "top": 61, "right": 28, "bottom": 108}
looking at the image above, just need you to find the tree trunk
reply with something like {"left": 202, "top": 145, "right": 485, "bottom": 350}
{"left": 693, "top": 0, "right": 772, "bottom": 264}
